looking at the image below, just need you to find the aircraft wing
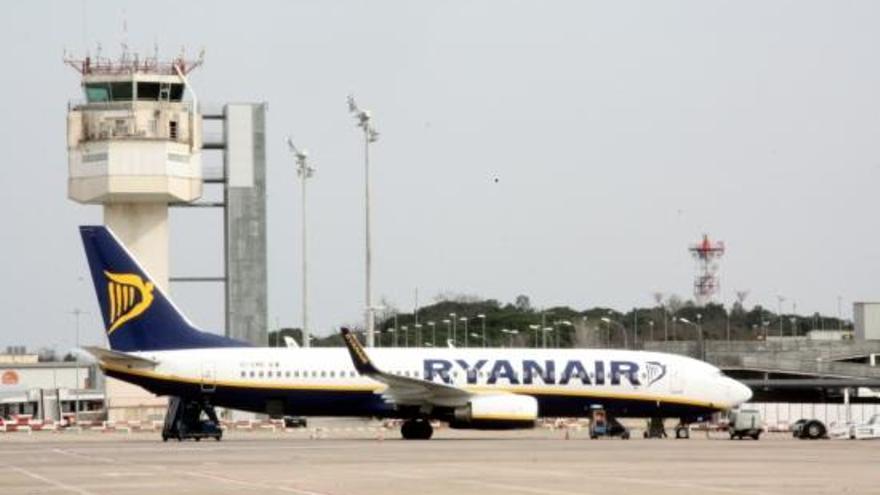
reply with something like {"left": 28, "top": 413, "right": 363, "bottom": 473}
{"left": 340, "top": 328, "right": 472, "bottom": 407}
{"left": 81, "top": 346, "right": 158, "bottom": 369}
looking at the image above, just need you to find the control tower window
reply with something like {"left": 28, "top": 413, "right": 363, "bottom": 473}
{"left": 170, "top": 84, "right": 184, "bottom": 101}
{"left": 109, "top": 82, "right": 133, "bottom": 101}
{"left": 85, "top": 84, "right": 110, "bottom": 102}
{"left": 137, "top": 82, "right": 161, "bottom": 100}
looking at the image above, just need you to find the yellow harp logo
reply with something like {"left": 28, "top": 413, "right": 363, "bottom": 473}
{"left": 105, "top": 271, "right": 155, "bottom": 334}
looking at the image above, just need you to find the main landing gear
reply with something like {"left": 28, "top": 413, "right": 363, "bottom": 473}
{"left": 161, "top": 397, "right": 222, "bottom": 442}
{"left": 643, "top": 417, "right": 668, "bottom": 439}
{"left": 400, "top": 418, "right": 433, "bottom": 440}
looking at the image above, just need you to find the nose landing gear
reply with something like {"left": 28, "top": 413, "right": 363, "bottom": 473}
{"left": 674, "top": 423, "right": 690, "bottom": 439}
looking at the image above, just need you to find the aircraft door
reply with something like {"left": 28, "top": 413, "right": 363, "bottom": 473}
{"left": 670, "top": 368, "right": 685, "bottom": 394}
{"left": 200, "top": 362, "right": 217, "bottom": 393}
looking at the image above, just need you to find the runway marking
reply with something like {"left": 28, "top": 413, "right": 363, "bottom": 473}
{"left": 52, "top": 448, "right": 116, "bottom": 464}
{"left": 456, "top": 479, "right": 595, "bottom": 495}
{"left": 3, "top": 464, "right": 97, "bottom": 495}
{"left": 595, "top": 475, "right": 778, "bottom": 495}
{"left": 471, "top": 463, "right": 777, "bottom": 495}
{"left": 179, "top": 469, "right": 334, "bottom": 495}
{"left": 48, "top": 445, "right": 334, "bottom": 495}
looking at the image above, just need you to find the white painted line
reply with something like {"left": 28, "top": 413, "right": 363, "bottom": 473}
{"left": 47, "top": 448, "right": 332, "bottom": 495}
{"left": 4, "top": 464, "right": 97, "bottom": 495}
{"left": 179, "top": 469, "right": 332, "bottom": 495}
{"left": 456, "top": 479, "right": 596, "bottom": 495}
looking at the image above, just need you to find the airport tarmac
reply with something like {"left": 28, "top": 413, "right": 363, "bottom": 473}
{"left": 1, "top": 425, "right": 878, "bottom": 495}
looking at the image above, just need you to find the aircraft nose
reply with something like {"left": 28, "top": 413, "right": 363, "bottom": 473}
{"left": 730, "top": 379, "right": 752, "bottom": 405}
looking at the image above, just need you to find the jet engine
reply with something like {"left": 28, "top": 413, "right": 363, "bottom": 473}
{"left": 450, "top": 394, "right": 538, "bottom": 430}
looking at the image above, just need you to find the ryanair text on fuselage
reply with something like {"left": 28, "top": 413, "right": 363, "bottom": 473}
{"left": 423, "top": 359, "right": 667, "bottom": 387}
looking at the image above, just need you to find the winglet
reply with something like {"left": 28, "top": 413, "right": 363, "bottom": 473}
{"left": 340, "top": 327, "right": 379, "bottom": 375}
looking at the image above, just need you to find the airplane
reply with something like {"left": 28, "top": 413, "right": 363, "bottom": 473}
{"left": 79, "top": 225, "right": 752, "bottom": 440}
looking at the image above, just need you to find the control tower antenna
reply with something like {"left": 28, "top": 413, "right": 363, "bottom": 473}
{"left": 689, "top": 234, "right": 725, "bottom": 307}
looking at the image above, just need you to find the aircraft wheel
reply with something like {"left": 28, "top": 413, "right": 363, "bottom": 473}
{"left": 675, "top": 426, "right": 689, "bottom": 439}
{"left": 401, "top": 419, "right": 433, "bottom": 440}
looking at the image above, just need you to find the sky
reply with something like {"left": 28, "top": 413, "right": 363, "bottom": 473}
{"left": 1, "top": 1, "right": 880, "bottom": 352}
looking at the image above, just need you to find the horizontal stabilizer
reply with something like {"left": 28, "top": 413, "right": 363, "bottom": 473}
{"left": 81, "top": 346, "right": 158, "bottom": 368}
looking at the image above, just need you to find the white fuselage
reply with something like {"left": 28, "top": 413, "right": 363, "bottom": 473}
{"left": 104, "top": 346, "right": 752, "bottom": 419}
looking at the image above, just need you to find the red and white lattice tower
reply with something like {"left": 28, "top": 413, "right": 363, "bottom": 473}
{"left": 689, "top": 234, "right": 725, "bottom": 306}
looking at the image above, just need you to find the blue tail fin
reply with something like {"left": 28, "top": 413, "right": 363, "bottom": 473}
{"left": 79, "top": 225, "right": 248, "bottom": 352}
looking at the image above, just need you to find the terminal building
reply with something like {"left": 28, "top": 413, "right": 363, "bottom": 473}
{"left": 0, "top": 350, "right": 102, "bottom": 421}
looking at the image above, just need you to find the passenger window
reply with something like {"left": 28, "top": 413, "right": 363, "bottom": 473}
{"left": 249, "top": 371, "right": 255, "bottom": 378}
{"left": 259, "top": 371, "right": 264, "bottom": 378}
{"left": 286, "top": 371, "right": 291, "bottom": 378}
{"left": 321, "top": 371, "right": 326, "bottom": 378}
{"left": 330, "top": 371, "right": 335, "bottom": 378}
{"left": 240, "top": 371, "right": 246, "bottom": 378}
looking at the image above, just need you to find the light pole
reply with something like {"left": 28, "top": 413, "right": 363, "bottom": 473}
{"left": 286, "top": 137, "right": 315, "bottom": 348}
{"left": 442, "top": 319, "right": 451, "bottom": 346}
{"left": 777, "top": 295, "right": 785, "bottom": 337}
{"left": 501, "top": 329, "right": 519, "bottom": 347}
{"left": 401, "top": 326, "right": 409, "bottom": 347}
{"left": 348, "top": 95, "right": 380, "bottom": 347}
{"left": 542, "top": 327, "right": 553, "bottom": 348}
{"left": 69, "top": 308, "right": 87, "bottom": 419}
{"left": 427, "top": 321, "right": 436, "bottom": 347}
{"left": 601, "top": 317, "right": 627, "bottom": 349}
{"left": 477, "top": 314, "right": 486, "bottom": 347}
{"left": 414, "top": 323, "right": 423, "bottom": 346}
{"left": 554, "top": 320, "right": 572, "bottom": 348}
{"left": 460, "top": 317, "right": 469, "bottom": 347}
{"left": 664, "top": 307, "right": 669, "bottom": 341}
{"left": 649, "top": 320, "right": 655, "bottom": 342}
{"left": 677, "top": 317, "right": 704, "bottom": 360}
{"left": 529, "top": 324, "right": 540, "bottom": 347}
{"left": 449, "top": 313, "right": 457, "bottom": 345}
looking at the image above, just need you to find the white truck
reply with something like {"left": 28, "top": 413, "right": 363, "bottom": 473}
{"left": 728, "top": 409, "right": 763, "bottom": 440}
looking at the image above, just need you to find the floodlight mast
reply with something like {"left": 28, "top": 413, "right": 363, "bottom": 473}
{"left": 348, "top": 95, "right": 379, "bottom": 347}
{"left": 286, "top": 137, "right": 315, "bottom": 348}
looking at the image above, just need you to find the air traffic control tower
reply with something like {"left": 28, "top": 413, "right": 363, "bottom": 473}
{"left": 66, "top": 53, "right": 203, "bottom": 288}
{"left": 66, "top": 53, "right": 203, "bottom": 420}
